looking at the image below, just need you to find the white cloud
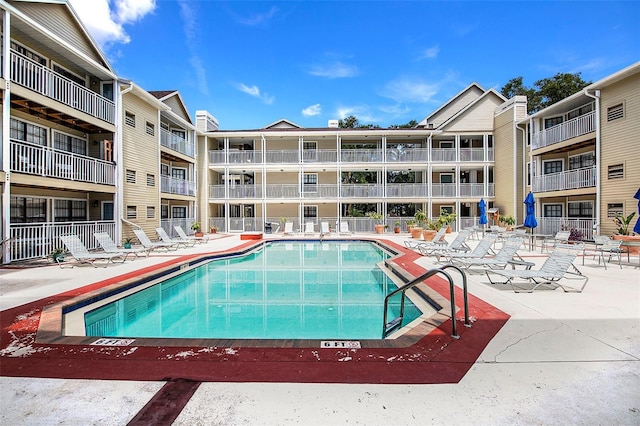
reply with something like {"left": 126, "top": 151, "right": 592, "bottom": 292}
{"left": 68, "top": 0, "right": 156, "bottom": 48}
{"left": 179, "top": 0, "right": 208, "bottom": 96}
{"left": 236, "top": 83, "right": 274, "bottom": 104}
{"left": 237, "top": 6, "right": 279, "bottom": 26}
{"left": 335, "top": 106, "right": 378, "bottom": 124}
{"left": 418, "top": 46, "right": 439, "bottom": 60}
{"left": 379, "top": 77, "right": 440, "bottom": 103}
{"left": 302, "top": 104, "right": 322, "bottom": 117}
{"left": 308, "top": 62, "right": 358, "bottom": 79}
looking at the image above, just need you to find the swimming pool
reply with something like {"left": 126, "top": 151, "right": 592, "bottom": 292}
{"left": 81, "top": 241, "right": 425, "bottom": 340}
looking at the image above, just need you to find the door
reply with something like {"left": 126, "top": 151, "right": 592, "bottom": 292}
{"left": 228, "top": 204, "right": 244, "bottom": 232}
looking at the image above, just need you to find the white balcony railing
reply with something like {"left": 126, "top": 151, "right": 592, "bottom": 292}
{"left": 431, "top": 183, "right": 457, "bottom": 197}
{"left": 9, "top": 221, "right": 116, "bottom": 262}
{"left": 385, "top": 148, "right": 429, "bottom": 162}
{"left": 431, "top": 149, "right": 457, "bottom": 162}
{"left": 160, "top": 129, "right": 195, "bottom": 158}
{"left": 532, "top": 111, "right": 596, "bottom": 150}
{"left": 459, "top": 148, "right": 485, "bottom": 162}
{"left": 386, "top": 183, "right": 428, "bottom": 198}
{"left": 265, "top": 150, "right": 299, "bottom": 163}
{"left": 537, "top": 217, "right": 596, "bottom": 240}
{"left": 160, "top": 175, "right": 196, "bottom": 196}
{"left": 302, "top": 184, "right": 339, "bottom": 198}
{"left": 340, "top": 149, "right": 383, "bottom": 163}
{"left": 265, "top": 184, "right": 300, "bottom": 198}
{"left": 10, "top": 50, "right": 115, "bottom": 124}
{"left": 532, "top": 166, "right": 597, "bottom": 193}
{"left": 459, "top": 183, "right": 486, "bottom": 197}
{"left": 11, "top": 140, "right": 115, "bottom": 185}
{"left": 341, "top": 184, "right": 383, "bottom": 198}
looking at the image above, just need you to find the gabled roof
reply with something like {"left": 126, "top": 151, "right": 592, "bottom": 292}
{"left": 149, "top": 90, "right": 194, "bottom": 126}
{"left": 264, "top": 119, "right": 302, "bottom": 129}
{"left": 437, "top": 88, "right": 507, "bottom": 130}
{"left": 418, "top": 82, "right": 486, "bottom": 128}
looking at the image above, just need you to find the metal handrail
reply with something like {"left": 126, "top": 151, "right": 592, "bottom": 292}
{"left": 382, "top": 264, "right": 469, "bottom": 339}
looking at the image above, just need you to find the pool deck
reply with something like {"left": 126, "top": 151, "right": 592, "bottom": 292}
{"left": 1, "top": 232, "right": 639, "bottom": 424}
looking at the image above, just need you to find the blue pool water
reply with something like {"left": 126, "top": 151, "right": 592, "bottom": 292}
{"left": 84, "top": 241, "right": 422, "bottom": 339}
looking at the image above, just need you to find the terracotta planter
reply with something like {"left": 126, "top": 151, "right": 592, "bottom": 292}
{"left": 613, "top": 235, "right": 640, "bottom": 254}
{"left": 410, "top": 227, "right": 423, "bottom": 239}
{"left": 445, "top": 226, "right": 452, "bottom": 233}
{"left": 195, "top": 231, "right": 204, "bottom": 237}
{"left": 422, "top": 229, "right": 437, "bottom": 241}
{"left": 375, "top": 224, "right": 385, "bottom": 234}
{"left": 210, "top": 228, "right": 217, "bottom": 234}
{"left": 393, "top": 227, "right": 401, "bottom": 234}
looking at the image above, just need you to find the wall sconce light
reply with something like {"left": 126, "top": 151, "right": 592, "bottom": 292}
{"left": 92, "top": 201, "right": 99, "bottom": 207}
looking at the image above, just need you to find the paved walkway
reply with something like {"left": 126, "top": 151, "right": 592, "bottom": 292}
{"left": 1, "top": 233, "right": 639, "bottom": 425}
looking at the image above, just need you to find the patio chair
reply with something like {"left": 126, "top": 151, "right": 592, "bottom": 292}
{"left": 94, "top": 232, "right": 151, "bottom": 259}
{"left": 541, "top": 231, "right": 571, "bottom": 253}
{"left": 59, "top": 234, "right": 126, "bottom": 268}
{"left": 338, "top": 222, "right": 352, "bottom": 235}
{"left": 436, "top": 233, "right": 498, "bottom": 262}
{"left": 418, "top": 229, "right": 471, "bottom": 257}
{"left": 320, "top": 222, "right": 330, "bottom": 234}
{"left": 452, "top": 238, "right": 525, "bottom": 271}
{"left": 283, "top": 222, "right": 295, "bottom": 235}
{"left": 133, "top": 229, "right": 179, "bottom": 251}
{"left": 156, "top": 227, "right": 196, "bottom": 248}
{"left": 304, "top": 222, "right": 316, "bottom": 236}
{"left": 404, "top": 227, "right": 447, "bottom": 249}
{"left": 486, "top": 244, "right": 588, "bottom": 293}
{"left": 174, "top": 225, "right": 210, "bottom": 244}
{"left": 582, "top": 236, "right": 623, "bottom": 269}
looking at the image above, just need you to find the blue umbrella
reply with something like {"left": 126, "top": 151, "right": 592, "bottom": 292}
{"left": 524, "top": 192, "right": 538, "bottom": 229}
{"left": 479, "top": 198, "right": 488, "bottom": 225}
{"left": 634, "top": 188, "right": 640, "bottom": 234}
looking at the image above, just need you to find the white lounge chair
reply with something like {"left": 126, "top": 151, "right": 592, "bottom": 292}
{"left": 156, "top": 227, "right": 196, "bottom": 248}
{"left": 133, "top": 229, "right": 179, "bottom": 251}
{"left": 404, "top": 227, "right": 447, "bottom": 250}
{"left": 283, "top": 222, "right": 295, "bottom": 235}
{"left": 486, "top": 244, "right": 588, "bottom": 293}
{"left": 541, "top": 231, "right": 571, "bottom": 253}
{"left": 436, "top": 233, "right": 498, "bottom": 262}
{"left": 452, "top": 239, "right": 525, "bottom": 271}
{"left": 338, "top": 222, "right": 352, "bottom": 235}
{"left": 320, "top": 222, "right": 330, "bottom": 234}
{"left": 418, "top": 229, "right": 471, "bottom": 256}
{"left": 304, "top": 222, "right": 316, "bottom": 236}
{"left": 174, "top": 225, "right": 210, "bottom": 244}
{"left": 94, "top": 232, "right": 151, "bottom": 259}
{"left": 59, "top": 234, "right": 125, "bottom": 268}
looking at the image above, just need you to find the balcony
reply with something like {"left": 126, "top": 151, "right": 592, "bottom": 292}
{"left": 385, "top": 148, "right": 428, "bottom": 162}
{"left": 160, "top": 175, "right": 196, "bottom": 196}
{"left": 340, "top": 149, "right": 383, "bottom": 163}
{"left": 341, "top": 184, "right": 383, "bottom": 198}
{"left": 10, "top": 50, "right": 115, "bottom": 125}
{"left": 386, "top": 183, "right": 428, "bottom": 198}
{"left": 11, "top": 140, "right": 115, "bottom": 185}
{"left": 160, "top": 129, "right": 195, "bottom": 158}
{"left": 532, "top": 167, "right": 597, "bottom": 193}
{"left": 532, "top": 111, "right": 595, "bottom": 150}
{"left": 9, "top": 221, "right": 116, "bottom": 262}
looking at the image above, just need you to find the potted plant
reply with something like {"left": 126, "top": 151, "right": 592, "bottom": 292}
{"left": 406, "top": 220, "right": 416, "bottom": 233}
{"left": 412, "top": 210, "right": 427, "bottom": 239}
{"left": 422, "top": 219, "right": 441, "bottom": 241}
{"left": 612, "top": 212, "right": 639, "bottom": 253}
{"left": 50, "top": 247, "right": 66, "bottom": 263}
{"left": 393, "top": 221, "right": 401, "bottom": 234}
{"left": 210, "top": 225, "right": 218, "bottom": 234}
{"left": 191, "top": 221, "right": 203, "bottom": 237}
{"left": 499, "top": 215, "right": 516, "bottom": 231}
{"left": 438, "top": 209, "right": 457, "bottom": 233}
{"left": 366, "top": 211, "right": 386, "bottom": 233}
{"left": 123, "top": 237, "right": 133, "bottom": 249}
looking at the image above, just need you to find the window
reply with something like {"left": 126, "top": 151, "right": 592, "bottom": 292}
{"left": 172, "top": 206, "right": 187, "bottom": 218}
{"left": 172, "top": 168, "right": 187, "bottom": 180}
{"left": 147, "top": 206, "right": 155, "bottom": 219}
{"left": 543, "top": 160, "right": 563, "bottom": 174}
{"left": 544, "top": 116, "right": 563, "bottom": 129}
{"left": 125, "top": 111, "right": 135, "bottom": 127}
{"left": 146, "top": 121, "right": 155, "bottom": 136}
{"left": 608, "top": 164, "right": 624, "bottom": 179}
{"left": 440, "top": 141, "right": 454, "bottom": 148}
{"left": 161, "top": 122, "right": 170, "bottom": 131}
{"left": 54, "top": 199, "right": 87, "bottom": 222}
{"left": 569, "top": 152, "right": 595, "bottom": 170}
{"left": 607, "top": 203, "right": 623, "bottom": 218}
{"left": 303, "top": 141, "right": 317, "bottom": 161}
{"left": 543, "top": 204, "right": 563, "bottom": 217}
{"left": 52, "top": 63, "right": 86, "bottom": 86}
{"left": 171, "top": 129, "right": 186, "bottom": 140}
{"left": 10, "top": 196, "right": 46, "bottom": 223}
{"left": 303, "top": 205, "right": 318, "bottom": 220}
{"left": 126, "top": 206, "right": 137, "bottom": 219}
{"left": 126, "top": 169, "right": 136, "bottom": 183}
{"left": 568, "top": 202, "right": 593, "bottom": 218}
{"left": 302, "top": 173, "right": 318, "bottom": 193}
{"left": 526, "top": 161, "right": 532, "bottom": 186}
{"left": 161, "top": 164, "right": 169, "bottom": 176}
{"left": 607, "top": 103, "right": 624, "bottom": 121}
{"left": 10, "top": 118, "right": 47, "bottom": 146}
{"left": 440, "top": 173, "right": 454, "bottom": 184}
{"left": 11, "top": 41, "right": 47, "bottom": 65}
{"left": 567, "top": 103, "right": 594, "bottom": 120}
{"left": 161, "top": 204, "right": 169, "bottom": 219}
{"left": 146, "top": 174, "right": 155, "bottom": 186}
{"left": 54, "top": 132, "right": 87, "bottom": 155}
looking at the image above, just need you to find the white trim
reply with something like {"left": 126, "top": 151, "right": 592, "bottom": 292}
{"left": 542, "top": 158, "right": 564, "bottom": 174}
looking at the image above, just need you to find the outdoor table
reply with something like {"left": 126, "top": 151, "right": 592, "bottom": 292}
{"left": 620, "top": 240, "right": 640, "bottom": 267}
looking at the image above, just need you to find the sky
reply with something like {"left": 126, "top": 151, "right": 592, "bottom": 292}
{"left": 67, "top": 0, "right": 639, "bottom": 130}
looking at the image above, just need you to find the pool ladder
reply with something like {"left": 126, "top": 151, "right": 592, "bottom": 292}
{"left": 382, "top": 264, "right": 470, "bottom": 339}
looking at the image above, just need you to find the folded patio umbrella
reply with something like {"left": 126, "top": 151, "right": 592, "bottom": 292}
{"left": 634, "top": 188, "right": 640, "bottom": 234}
{"left": 523, "top": 192, "right": 538, "bottom": 229}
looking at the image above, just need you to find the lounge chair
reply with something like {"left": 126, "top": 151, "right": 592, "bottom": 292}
{"left": 582, "top": 236, "right": 623, "bottom": 269}
{"left": 304, "top": 222, "right": 316, "bottom": 236}
{"left": 452, "top": 238, "right": 525, "bottom": 271}
{"left": 486, "top": 244, "right": 588, "bottom": 293}
{"left": 283, "top": 222, "right": 295, "bottom": 235}
{"left": 436, "top": 233, "right": 498, "bottom": 262}
{"left": 404, "top": 227, "right": 447, "bottom": 250}
{"left": 541, "top": 231, "right": 571, "bottom": 253}
{"left": 320, "top": 222, "right": 330, "bottom": 234}
{"left": 156, "top": 227, "right": 196, "bottom": 248}
{"left": 418, "top": 229, "right": 471, "bottom": 256}
{"left": 59, "top": 234, "right": 125, "bottom": 268}
{"left": 94, "top": 232, "right": 151, "bottom": 259}
{"left": 133, "top": 229, "right": 179, "bottom": 251}
{"left": 174, "top": 225, "right": 210, "bottom": 244}
{"left": 338, "top": 222, "right": 352, "bottom": 235}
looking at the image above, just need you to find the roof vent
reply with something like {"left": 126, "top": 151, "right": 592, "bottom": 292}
{"left": 328, "top": 119, "right": 339, "bottom": 128}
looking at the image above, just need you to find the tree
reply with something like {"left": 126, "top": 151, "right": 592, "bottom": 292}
{"left": 389, "top": 119, "right": 418, "bottom": 129}
{"left": 500, "top": 72, "right": 591, "bottom": 114}
{"left": 338, "top": 115, "right": 381, "bottom": 129}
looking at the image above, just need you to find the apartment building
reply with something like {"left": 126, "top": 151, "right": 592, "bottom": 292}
{"left": 198, "top": 84, "right": 507, "bottom": 234}
{"left": 1, "top": 0, "right": 118, "bottom": 263}
{"left": 519, "top": 61, "right": 640, "bottom": 239}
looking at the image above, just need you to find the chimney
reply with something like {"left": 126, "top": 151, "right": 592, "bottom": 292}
{"left": 328, "top": 119, "right": 339, "bottom": 128}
